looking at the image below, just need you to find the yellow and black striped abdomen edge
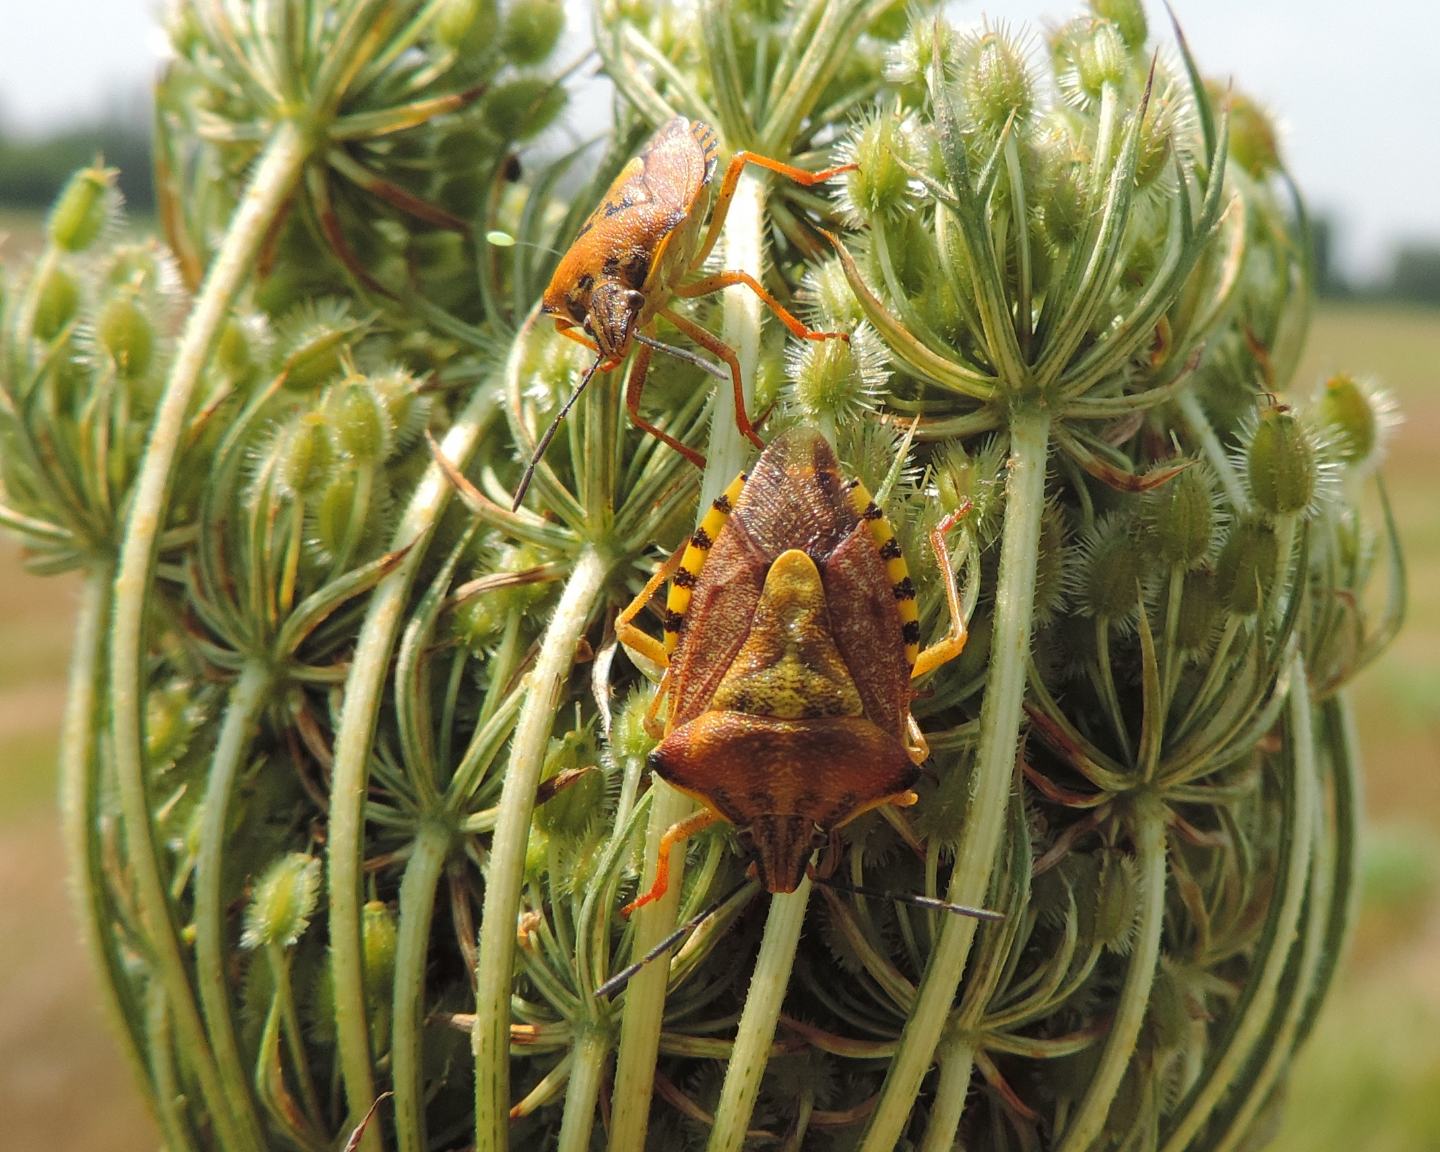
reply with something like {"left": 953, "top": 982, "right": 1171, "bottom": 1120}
{"left": 845, "top": 479, "right": 921, "bottom": 668}
{"left": 663, "top": 471, "right": 748, "bottom": 655}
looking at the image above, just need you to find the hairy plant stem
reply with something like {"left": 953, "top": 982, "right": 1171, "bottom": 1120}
{"left": 60, "top": 566, "right": 151, "bottom": 1101}
{"left": 330, "top": 390, "right": 499, "bottom": 1152}
{"left": 473, "top": 547, "right": 610, "bottom": 1151}
{"left": 609, "top": 167, "right": 768, "bottom": 1152}
{"left": 108, "top": 118, "right": 310, "bottom": 1152}
{"left": 708, "top": 879, "right": 813, "bottom": 1152}
{"left": 392, "top": 819, "right": 453, "bottom": 1152}
{"left": 194, "top": 659, "right": 273, "bottom": 1145}
{"left": 1055, "top": 795, "right": 1169, "bottom": 1152}
{"left": 557, "top": 1025, "right": 611, "bottom": 1152}
{"left": 1159, "top": 653, "right": 1317, "bottom": 1152}
{"left": 920, "top": 1036, "right": 977, "bottom": 1152}
{"left": 862, "top": 403, "right": 1051, "bottom": 1151}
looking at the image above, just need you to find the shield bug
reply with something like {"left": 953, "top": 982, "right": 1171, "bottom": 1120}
{"left": 613, "top": 425, "right": 979, "bottom": 916}
{"left": 513, "top": 117, "right": 856, "bottom": 508}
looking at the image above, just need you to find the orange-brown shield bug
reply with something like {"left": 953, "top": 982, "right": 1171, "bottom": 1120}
{"left": 513, "top": 117, "right": 856, "bottom": 508}
{"left": 599, "top": 427, "right": 997, "bottom": 995}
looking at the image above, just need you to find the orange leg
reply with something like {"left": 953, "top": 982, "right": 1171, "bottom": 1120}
{"left": 912, "top": 504, "right": 972, "bottom": 680}
{"left": 620, "top": 808, "right": 722, "bottom": 917}
{"left": 624, "top": 340, "right": 707, "bottom": 469}
{"left": 675, "top": 269, "right": 851, "bottom": 344}
{"left": 694, "top": 151, "right": 858, "bottom": 267}
{"left": 554, "top": 323, "right": 601, "bottom": 355}
{"left": 658, "top": 307, "right": 764, "bottom": 450}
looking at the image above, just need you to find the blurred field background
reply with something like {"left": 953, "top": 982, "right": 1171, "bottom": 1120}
{"left": 2, "top": 188, "right": 1437, "bottom": 1146}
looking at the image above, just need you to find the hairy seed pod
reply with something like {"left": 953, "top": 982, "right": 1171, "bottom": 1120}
{"left": 1247, "top": 406, "right": 1316, "bottom": 516}
{"left": 1215, "top": 518, "right": 1278, "bottom": 616}
{"left": 501, "top": 0, "right": 564, "bottom": 64}
{"left": 48, "top": 165, "right": 119, "bottom": 253}
{"left": 843, "top": 112, "right": 918, "bottom": 222}
{"left": 97, "top": 293, "right": 155, "bottom": 380}
{"left": 1317, "top": 373, "right": 1382, "bottom": 467}
{"left": 961, "top": 30, "right": 1035, "bottom": 135}
{"left": 242, "top": 854, "right": 322, "bottom": 950}
{"left": 1144, "top": 465, "right": 1217, "bottom": 568}
{"left": 33, "top": 264, "right": 80, "bottom": 341}
{"left": 1090, "top": 0, "right": 1148, "bottom": 50}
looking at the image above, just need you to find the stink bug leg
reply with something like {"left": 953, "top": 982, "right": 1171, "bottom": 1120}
{"left": 913, "top": 503, "right": 973, "bottom": 680}
{"left": 619, "top": 807, "right": 723, "bottom": 918}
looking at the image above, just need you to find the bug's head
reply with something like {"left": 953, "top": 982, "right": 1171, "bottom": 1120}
{"left": 587, "top": 278, "right": 645, "bottom": 360}
{"left": 735, "top": 817, "right": 826, "bottom": 894}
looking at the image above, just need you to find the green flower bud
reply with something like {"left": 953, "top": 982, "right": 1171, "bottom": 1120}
{"left": 501, "top": 0, "right": 564, "bottom": 65}
{"left": 805, "top": 258, "right": 864, "bottom": 329}
{"left": 1144, "top": 464, "right": 1218, "bottom": 568}
{"left": 788, "top": 329, "right": 882, "bottom": 424}
{"left": 362, "top": 900, "right": 398, "bottom": 1008}
{"left": 277, "top": 413, "right": 336, "bottom": 498}
{"left": 482, "top": 77, "right": 566, "bottom": 141}
{"left": 533, "top": 731, "right": 605, "bottom": 839}
{"left": 1094, "top": 852, "right": 1139, "bottom": 951}
{"left": 97, "top": 293, "right": 155, "bottom": 379}
{"left": 310, "top": 469, "right": 364, "bottom": 561}
{"left": 1078, "top": 515, "right": 1145, "bottom": 622}
{"left": 1090, "top": 0, "right": 1148, "bottom": 51}
{"left": 1222, "top": 88, "right": 1281, "bottom": 178}
{"left": 452, "top": 593, "right": 504, "bottom": 652}
{"left": 33, "top": 264, "right": 80, "bottom": 341}
{"left": 1174, "top": 568, "right": 1221, "bottom": 653}
{"left": 841, "top": 112, "right": 917, "bottom": 223}
{"left": 216, "top": 316, "right": 261, "bottom": 382}
{"left": 276, "top": 302, "right": 354, "bottom": 390}
{"left": 330, "top": 380, "right": 391, "bottom": 462}
{"left": 1247, "top": 406, "right": 1316, "bottom": 516}
{"left": 48, "top": 165, "right": 119, "bottom": 253}
{"left": 1066, "top": 20, "right": 1128, "bottom": 104}
{"left": 242, "top": 853, "right": 322, "bottom": 949}
{"left": 145, "top": 681, "right": 203, "bottom": 772}
{"left": 1215, "top": 517, "right": 1278, "bottom": 616}
{"left": 1040, "top": 153, "right": 1087, "bottom": 248}
{"left": 434, "top": 0, "right": 499, "bottom": 53}
{"left": 960, "top": 30, "right": 1034, "bottom": 136}
{"left": 1317, "top": 373, "right": 1388, "bottom": 468}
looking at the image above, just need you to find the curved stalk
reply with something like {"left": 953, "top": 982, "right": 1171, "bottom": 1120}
{"left": 608, "top": 166, "right": 769, "bottom": 1152}
{"left": 329, "top": 390, "right": 499, "bottom": 1151}
{"left": 861, "top": 404, "right": 1051, "bottom": 1151}
{"left": 107, "top": 119, "right": 310, "bottom": 1152}
{"left": 608, "top": 782, "right": 694, "bottom": 1151}
{"left": 391, "top": 820, "right": 453, "bottom": 1152}
{"left": 59, "top": 566, "right": 152, "bottom": 1098}
{"left": 557, "top": 1025, "right": 611, "bottom": 1152}
{"left": 1157, "top": 656, "right": 1317, "bottom": 1152}
{"left": 194, "top": 659, "right": 273, "bottom": 1148}
{"left": 472, "top": 547, "right": 610, "bottom": 1152}
{"left": 1054, "top": 796, "right": 1169, "bottom": 1152}
{"left": 706, "top": 879, "right": 812, "bottom": 1152}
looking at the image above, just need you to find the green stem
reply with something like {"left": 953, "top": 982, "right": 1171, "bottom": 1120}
{"left": 1157, "top": 654, "right": 1317, "bottom": 1152}
{"left": 1177, "top": 391, "right": 1247, "bottom": 511}
{"left": 608, "top": 782, "right": 695, "bottom": 1152}
{"left": 1211, "top": 669, "right": 1325, "bottom": 1152}
{"left": 391, "top": 820, "right": 453, "bottom": 1152}
{"left": 107, "top": 119, "right": 310, "bottom": 1152}
{"left": 146, "top": 982, "right": 200, "bottom": 1152}
{"left": 194, "top": 659, "right": 273, "bottom": 1148}
{"left": 59, "top": 566, "right": 152, "bottom": 1101}
{"left": 919, "top": 1036, "right": 977, "bottom": 1152}
{"left": 329, "top": 388, "right": 499, "bottom": 1151}
{"left": 1055, "top": 796, "right": 1168, "bottom": 1152}
{"left": 861, "top": 404, "right": 1051, "bottom": 1151}
{"left": 472, "top": 548, "right": 609, "bottom": 1152}
{"left": 556, "top": 1025, "right": 611, "bottom": 1152}
{"left": 706, "top": 879, "right": 812, "bottom": 1152}
{"left": 608, "top": 168, "right": 769, "bottom": 1152}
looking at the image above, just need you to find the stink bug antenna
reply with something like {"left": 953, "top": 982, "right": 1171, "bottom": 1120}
{"left": 595, "top": 876, "right": 755, "bottom": 999}
{"left": 816, "top": 877, "right": 1004, "bottom": 922}
{"left": 513, "top": 352, "right": 605, "bottom": 510}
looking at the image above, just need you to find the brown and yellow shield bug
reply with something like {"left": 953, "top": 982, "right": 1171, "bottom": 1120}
{"left": 614, "top": 425, "right": 978, "bottom": 916}
{"left": 513, "top": 117, "right": 856, "bottom": 508}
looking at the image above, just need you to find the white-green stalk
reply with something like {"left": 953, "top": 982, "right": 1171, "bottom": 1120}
{"left": 107, "top": 119, "right": 310, "bottom": 1152}
{"left": 862, "top": 403, "right": 1051, "bottom": 1150}
{"left": 330, "top": 391, "right": 500, "bottom": 1151}
{"left": 472, "top": 547, "right": 610, "bottom": 1151}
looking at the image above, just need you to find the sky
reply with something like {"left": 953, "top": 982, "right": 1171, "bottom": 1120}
{"left": 0, "top": 0, "right": 1436, "bottom": 282}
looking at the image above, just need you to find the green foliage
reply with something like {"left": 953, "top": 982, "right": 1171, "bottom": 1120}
{"left": 0, "top": 2, "right": 1408, "bottom": 1151}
